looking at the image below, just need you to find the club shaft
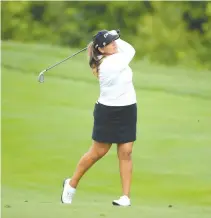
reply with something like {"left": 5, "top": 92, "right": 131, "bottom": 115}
{"left": 45, "top": 47, "right": 87, "bottom": 72}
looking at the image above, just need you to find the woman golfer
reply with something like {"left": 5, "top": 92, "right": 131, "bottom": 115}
{"left": 61, "top": 29, "right": 137, "bottom": 206}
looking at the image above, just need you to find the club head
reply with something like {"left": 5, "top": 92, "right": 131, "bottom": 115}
{"left": 38, "top": 72, "right": 45, "bottom": 83}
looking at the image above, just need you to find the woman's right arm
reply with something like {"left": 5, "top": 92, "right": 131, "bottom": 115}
{"left": 116, "top": 38, "right": 135, "bottom": 60}
{"left": 102, "top": 38, "right": 136, "bottom": 72}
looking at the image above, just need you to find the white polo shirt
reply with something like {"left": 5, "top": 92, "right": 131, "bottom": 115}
{"left": 97, "top": 38, "right": 137, "bottom": 106}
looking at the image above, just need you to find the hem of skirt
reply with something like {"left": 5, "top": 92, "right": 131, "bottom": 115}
{"left": 92, "top": 138, "right": 136, "bottom": 144}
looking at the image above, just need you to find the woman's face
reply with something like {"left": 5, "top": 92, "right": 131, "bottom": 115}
{"left": 98, "top": 41, "right": 117, "bottom": 55}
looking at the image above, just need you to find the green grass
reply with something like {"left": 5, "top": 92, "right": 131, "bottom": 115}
{"left": 2, "top": 40, "right": 211, "bottom": 218}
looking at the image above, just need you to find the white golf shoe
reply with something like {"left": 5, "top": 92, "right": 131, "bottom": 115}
{"left": 61, "top": 178, "right": 76, "bottom": 204}
{"left": 112, "top": 195, "right": 131, "bottom": 206}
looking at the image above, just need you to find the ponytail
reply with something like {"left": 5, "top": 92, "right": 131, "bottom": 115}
{"left": 87, "top": 42, "right": 104, "bottom": 78}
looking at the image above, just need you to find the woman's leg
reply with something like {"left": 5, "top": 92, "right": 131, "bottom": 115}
{"left": 117, "top": 142, "right": 133, "bottom": 197}
{"left": 70, "top": 140, "right": 112, "bottom": 188}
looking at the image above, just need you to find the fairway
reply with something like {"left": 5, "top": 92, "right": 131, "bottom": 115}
{"left": 2, "top": 41, "right": 211, "bottom": 218}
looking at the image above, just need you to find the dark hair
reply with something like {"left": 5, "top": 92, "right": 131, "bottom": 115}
{"left": 88, "top": 41, "right": 104, "bottom": 78}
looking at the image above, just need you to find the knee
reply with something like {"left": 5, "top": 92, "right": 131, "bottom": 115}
{"left": 118, "top": 148, "right": 132, "bottom": 160}
{"left": 89, "top": 147, "right": 108, "bottom": 161}
{"left": 96, "top": 147, "right": 109, "bottom": 158}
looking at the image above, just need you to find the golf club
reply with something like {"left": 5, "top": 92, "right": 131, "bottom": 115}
{"left": 37, "top": 47, "right": 87, "bottom": 83}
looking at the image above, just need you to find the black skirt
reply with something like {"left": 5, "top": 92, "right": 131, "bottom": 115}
{"left": 92, "top": 102, "right": 137, "bottom": 144}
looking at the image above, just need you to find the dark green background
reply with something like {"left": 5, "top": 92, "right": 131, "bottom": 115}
{"left": 2, "top": 1, "right": 211, "bottom": 69}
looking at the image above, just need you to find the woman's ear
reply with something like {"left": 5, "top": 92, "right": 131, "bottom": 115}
{"left": 98, "top": 47, "right": 104, "bottom": 53}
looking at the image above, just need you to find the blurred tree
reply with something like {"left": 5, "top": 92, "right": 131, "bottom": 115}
{"left": 1, "top": 1, "right": 32, "bottom": 41}
{"left": 1, "top": 1, "right": 210, "bottom": 70}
